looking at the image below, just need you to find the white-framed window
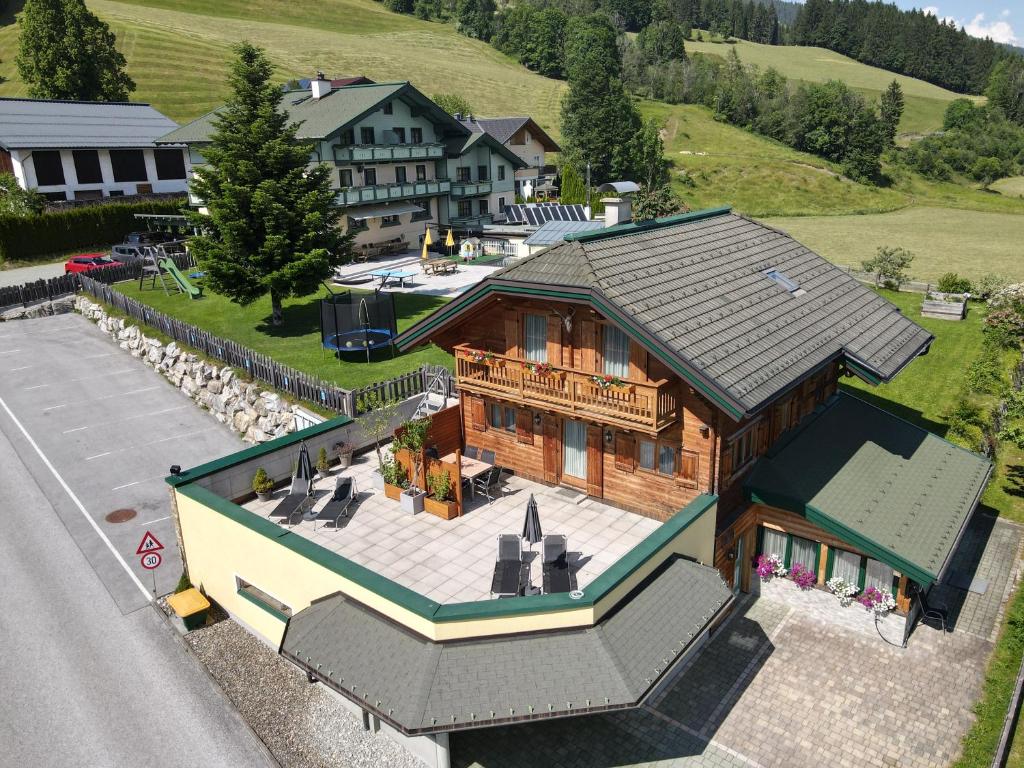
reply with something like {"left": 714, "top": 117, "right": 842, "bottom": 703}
{"left": 524, "top": 313, "right": 547, "bottom": 362}
{"left": 637, "top": 438, "right": 677, "bottom": 477}
{"left": 489, "top": 403, "right": 515, "bottom": 432}
{"left": 602, "top": 324, "right": 630, "bottom": 378}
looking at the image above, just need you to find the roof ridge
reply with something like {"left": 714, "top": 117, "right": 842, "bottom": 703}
{"left": 565, "top": 206, "right": 733, "bottom": 244}
{"left": 0, "top": 97, "right": 152, "bottom": 107}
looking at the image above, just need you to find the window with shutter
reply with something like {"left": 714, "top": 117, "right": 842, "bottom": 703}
{"left": 614, "top": 433, "right": 634, "bottom": 472}
{"left": 523, "top": 314, "right": 547, "bottom": 362}
{"left": 602, "top": 325, "right": 630, "bottom": 378}
{"left": 470, "top": 396, "right": 486, "bottom": 432}
{"left": 516, "top": 410, "right": 534, "bottom": 445}
{"left": 680, "top": 450, "right": 699, "bottom": 483}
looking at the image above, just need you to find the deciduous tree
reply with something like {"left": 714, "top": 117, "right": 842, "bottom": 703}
{"left": 432, "top": 92, "right": 473, "bottom": 116}
{"left": 187, "top": 43, "right": 347, "bottom": 326}
{"left": 631, "top": 183, "right": 687, "bottom": 220}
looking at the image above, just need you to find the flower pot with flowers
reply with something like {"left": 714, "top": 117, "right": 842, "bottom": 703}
{"left": 463, "top": 348, "right": 501, "bottom": 367}
{"left": 590, "top": 374, "right": 633, "bottom": 394}
{"left": 789, "top": 562, "right": 816, "bottom": 589}
{"left": 526, "top": 361, "right": 564, "bottom": 381}
{"left": 826, "top": 576, "right": 860, "bottom": 606}
{"left": 756, "top": 553, "right": 787, "bottom": 581}
{"left": 857, "top": 586, "right": 897, "bottom": 615}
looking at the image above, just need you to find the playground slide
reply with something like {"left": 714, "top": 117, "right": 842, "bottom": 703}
{"left": 159, "top": 258, "right": 203, "bottom": 299}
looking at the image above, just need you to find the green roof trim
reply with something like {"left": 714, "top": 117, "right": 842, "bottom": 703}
{"left": 237, "top": 587, "right": 290, "bottom": 623}
{"left": 564, "top": 206, "right": 733, "bottom": 243}
{"left": 176, "top": 467, "right": 717, "bottom": 630}
{"left": 745, "top": 393, "right": 991, "bottom": 586}
{"left": 165, "top": 413, "right": 354, "bottom": 487}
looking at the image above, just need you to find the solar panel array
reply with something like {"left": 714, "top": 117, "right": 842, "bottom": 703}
{"left": 504, "top": 203, "right": 588, "bottom": 225}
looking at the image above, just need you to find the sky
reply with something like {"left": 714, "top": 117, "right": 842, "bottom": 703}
{"left": 893, "top": 0, "right": 1024, "bottom": 46}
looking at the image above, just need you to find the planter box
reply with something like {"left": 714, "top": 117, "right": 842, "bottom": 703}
{"left": 921, "top": 298, "right": 966, "bottom": 320}
{"left": 424, "top": 496, "right": 460, "bottom": 520}
{"left": 371, "top": 470, "right": 385, "bottom": 491}
{"left": 384, "top": 483, "right": 404, "bottom": 501}
{"left": 401, "top": 488, "right": 426, "bottom": 514}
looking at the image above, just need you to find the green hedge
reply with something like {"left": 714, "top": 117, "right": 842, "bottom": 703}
{"left": 0, "top": 199, "right": 186, "bottom": 263}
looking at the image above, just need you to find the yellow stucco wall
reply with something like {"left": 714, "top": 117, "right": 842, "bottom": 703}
{"left": 176, "top": 490, "right": 717, "bottom": 645}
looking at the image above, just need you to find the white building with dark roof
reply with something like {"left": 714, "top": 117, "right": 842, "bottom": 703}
{"left": 0, "top": 97, "right": 189, "bottom": 202}
{"left": 456, "top": 115, "right": 560, "bottom": 198}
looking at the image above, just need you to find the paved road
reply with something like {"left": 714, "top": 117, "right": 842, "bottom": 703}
{"left": 0, "top": 313, "right": 242, "bottom": 610}
{"left": 0, "top": 314, "right": 275, "bottom": 766}
{"left": 0, "top": 260, "right": 66, "bottom": 288}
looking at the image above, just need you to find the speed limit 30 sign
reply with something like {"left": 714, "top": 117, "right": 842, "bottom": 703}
{"left": 141, "top": 551, "right": 162, "bottom": 570}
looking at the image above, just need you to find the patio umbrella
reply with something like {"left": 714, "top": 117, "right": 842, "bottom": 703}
{"left": 295, "top": 442, "right": 314, "bottom": 494}
{"left": 421, "top": 227, "right": 433, "bottom": 260}
{"left": 522, "top": 493, "right": 542, "bottom": 550}
{"left": 445, "top": 228, "right": 455, "bottom": 257}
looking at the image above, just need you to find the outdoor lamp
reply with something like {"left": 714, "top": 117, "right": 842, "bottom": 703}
{"left": 169, "top": 464, "right": 181, "bottom": 476}
{"left": 604, "top": 429, "right": 614, "bottom": 444}
{"left": 699, "top": 424, "right": 710, "bottom": 438}
{"left": 533, "top": 412, "right": 542, "bottom": 427}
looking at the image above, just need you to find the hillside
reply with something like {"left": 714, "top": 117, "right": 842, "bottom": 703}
{"left": 0, "top": 0, "right": 566, "bottom": 130}
{"left": 686, "top": 36, "right": 984, "bottom": 136}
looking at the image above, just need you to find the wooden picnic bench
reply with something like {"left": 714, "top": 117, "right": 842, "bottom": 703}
{"left": 423, "top": 258, "right": 457, "bottom": 276}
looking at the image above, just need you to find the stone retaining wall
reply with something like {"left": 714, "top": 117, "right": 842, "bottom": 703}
{"left": 1, "top": 296, "right": 75, "bottom": 321}
{"left": 75, "top": 296, "right": 300, "bottom": 443}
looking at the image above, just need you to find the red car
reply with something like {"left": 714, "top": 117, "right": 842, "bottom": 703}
{"left": 65, "top": 254, "right": 120, "bottom": 275}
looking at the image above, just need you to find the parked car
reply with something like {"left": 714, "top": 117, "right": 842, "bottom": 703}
{"left": 64, "top": 254, "right": 119, "bottom": 274}
{"left": 124, "top": 231, "right": 175, "bottom": 246}
{"left": 109, "top": 243, "right": 148, "bottom": 265}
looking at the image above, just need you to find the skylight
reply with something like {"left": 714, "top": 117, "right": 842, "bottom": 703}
{"left": 765, "top": 269, "right": 804, "bottom": 296}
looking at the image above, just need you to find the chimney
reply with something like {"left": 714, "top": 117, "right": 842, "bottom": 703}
{"left": 601, "top": 197, "right": 631, "bottom": 227}
{"left": 311, "top": 71, "right": 331, "bottom": 100}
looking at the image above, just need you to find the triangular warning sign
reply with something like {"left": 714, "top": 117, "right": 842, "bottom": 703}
{"left": 136, "top": 530, "right": 165, "bottom": 555}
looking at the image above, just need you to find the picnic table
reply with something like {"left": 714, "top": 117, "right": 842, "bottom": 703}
{"left": 423, "top": 258, "right": 457, "bottom": 276}
{"left": 441, "top": 452, "right": 493, "bottom": 499}
{"left": 369, "top": 269, "right": 416, "bottom": 289}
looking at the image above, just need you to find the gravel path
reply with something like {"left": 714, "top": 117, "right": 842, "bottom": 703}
{"left": 187, "top": 619, "right": 422, "bottom": 768}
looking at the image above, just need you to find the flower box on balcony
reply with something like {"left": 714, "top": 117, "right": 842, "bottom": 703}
{"left": 590, "top": 375, "right": 633, "bottom": 394}
{"left": 525, "top": 362, "right": 563, "bottom": 380}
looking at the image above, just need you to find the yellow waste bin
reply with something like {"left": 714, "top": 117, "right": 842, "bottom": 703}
{"left": 167, "top": 587, "right": 211, "bottom": 631}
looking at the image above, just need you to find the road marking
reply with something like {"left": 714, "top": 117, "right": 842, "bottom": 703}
{"left": 42, "top": 404, "right": 67, "bottom": 412}
{"left": 61, "top": 404, "right": 187, "bottom": 434}
{"left": 67, "top": 367, "right": 138, "bottom": 383}
{"left": 0, "top": 393, "right": 149, "bottom": 600}
{"left": 138, "top": 516, "right": 170, "bottom": 527}
{"left": 112, "top": 481, "right": 140, "bottom": 491}
{"left": 42, "top": 385, "right": 159, "bottom": 412}
{"left": 0, "top": 349, "right": 22, "bottom": 355}
{"left": 85, "top": 451, "right": 112, "bottom": 461}
{"left": 81, "top": 352, "right": 116, "bottom": 360}
{"left": 62, "top": 426, "right": 88, "bottom": 434}
{"left": 10, "top": 366, "right": 32, "bottom": 372}
{"left": 24, "top": 384, "right": 49, "bottom": 391}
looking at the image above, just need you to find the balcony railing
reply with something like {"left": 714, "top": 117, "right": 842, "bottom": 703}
{"left": 454, "top": 345, "right": 679, "bottom": 433}
{"left": 333, "top": 143, "right": 445, "bottom": 164}
{"left": 451, "top": 181, "right": 492, "bottom": 197}
{"left": 450, "top": 214, "right": 494, "bottom": 229}
{"left": 335, "top": 179, "right": 451, "bottom": 206}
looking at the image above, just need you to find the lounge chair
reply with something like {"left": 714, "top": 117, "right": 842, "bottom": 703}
{"left": 490, "top": 533, "right": 528, "bottom": 598}
{"left": 463, "top": 445, "right": 479, "bottom": 460}
{"left": 473, "top": 465, "right": 503, "bottom": 502}
{"left": 542, "top": 535, "right": 574, "bottom": 595}
{"left": 313, "top": 476, "right": 357, "bottom": 530}
{"left": 268, "top": 475, "right": 313, "bottom": 525}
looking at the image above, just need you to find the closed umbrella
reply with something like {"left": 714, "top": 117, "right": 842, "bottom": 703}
{"left": 421, "top": 227, "right": 433, "bottom": 260}
{"left": 445, "top": 228, "right": 455, "bottom": 257}
{"left": 295, "top": 442, "right": 314, "bottom": 495}
{"left": 522, "top": 493, "right": 542, "bottom": 551}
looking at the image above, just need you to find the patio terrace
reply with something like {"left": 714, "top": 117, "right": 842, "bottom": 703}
{"left": 244, "top": 450, "right": 661, "bottom": 605}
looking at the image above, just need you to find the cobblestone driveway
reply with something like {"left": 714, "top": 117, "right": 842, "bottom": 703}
{"left": 452, "top": 514, "right": 1023, "bottom": 768}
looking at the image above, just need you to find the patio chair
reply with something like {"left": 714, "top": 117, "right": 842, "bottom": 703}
{"left": 463, "top": 445, "right": 479, "bottom": 460}
{"left": 473, "top": 465, "right": 503, "bottom": 503}
{"left": 480, "top": 448, "right": 496, "bottom": 465}
{"left": 313, "top": 476, "right": 357, "bottom": 530}
{"left": 542, "top": 535, "right": 574, "bottom": 595}
{"left": 490, "top": 533, "right": 528, "bottom": 598}
{"left": 914, "top": 587, "right": 949, "bottom": 632}
{"left": 268, "top": 475, "right": 313, "bottom": 525}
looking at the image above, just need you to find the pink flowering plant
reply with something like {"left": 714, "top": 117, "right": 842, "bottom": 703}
{"left": 789, "top": 562, "right": 816, "bottom": 589}
{"left": 857, "top": 586, "right": 897, "bottom": 615}
{"left": 756, "top": 553, "right": 786, "bottom": 581}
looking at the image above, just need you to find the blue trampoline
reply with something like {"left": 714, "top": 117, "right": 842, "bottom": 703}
{"left": 320, "top": 286, "right": 397, "bottom": 363}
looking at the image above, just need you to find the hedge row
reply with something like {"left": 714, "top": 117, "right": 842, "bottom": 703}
{"left": 0, "top": 198, "right": 187, "bottom": 263}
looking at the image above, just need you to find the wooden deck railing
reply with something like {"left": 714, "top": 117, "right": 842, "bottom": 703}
{"left": 454, "top": 344, "right": 679, "bottom": 433}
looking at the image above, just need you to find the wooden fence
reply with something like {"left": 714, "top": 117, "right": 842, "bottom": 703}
{"left": 0, "top": 251, "right": 195, "bottom": 312}
{"left": 77, "top": 275, "right": 455, "bottom": 417}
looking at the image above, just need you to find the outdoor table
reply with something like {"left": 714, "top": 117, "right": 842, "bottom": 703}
{"left": 369, "top": 269, "right": 416, "bottom": 289}
{"left": 441, "top": 452, "right": 493, "bottom": 499}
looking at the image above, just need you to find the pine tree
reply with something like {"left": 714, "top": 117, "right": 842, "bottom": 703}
{"left": 987, "top": 57, "right": 1024, "bottom": 127}
{"left": 16, "top": 0, "right": 135, "bottom": 101}
{"left": 879, "top": 80, "right": 904, "bottom": 146}
{"left": 187, "top": 43, "right": 348, "bottom": 326}
{"left": 559, "top": 163, "right": 586, "bottom": 204}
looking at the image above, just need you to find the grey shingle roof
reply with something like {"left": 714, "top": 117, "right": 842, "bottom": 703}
{"left": 459, "top": 116, "right": 561, "bottom": 152}
{"left": 489, "top": 208, "right": 934, "bottom": 415}
{"left": 745, "top": 393, "right": 991, "bottom": 583}
{"left": 444, "top": 130, "right": 529, "bottom": 169}
{"left": 523, "top": 220, "right": 605, "bottom": 246}
{"left": 0, "top": 97, "right": 180, "bottom": 150}
{"left": 157, "top": 82, "right": 466, "bottom": 144}
{"left": 280, "top": 557, "right": 731, "bottom": 734}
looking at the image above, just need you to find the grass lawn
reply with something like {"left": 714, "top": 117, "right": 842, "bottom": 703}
{"left": 764, "top": 206, "right": 1024, "bottom": 282}
{"left": 992, "top": 177, "right": 1024, "bottom": 200}
{"left": 113, "top": 280, "right": 454, "bottom": 390}
{"left": 685, "top": 35, "right": 982, "bottom": 136}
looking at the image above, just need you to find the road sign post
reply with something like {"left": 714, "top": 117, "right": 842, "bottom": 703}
{"left": 136, "top": 531, "right": 164, "bottom": 596}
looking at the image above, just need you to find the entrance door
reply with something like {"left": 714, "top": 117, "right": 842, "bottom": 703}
{"left": 562, "top": 419, "right": 587, "bottom": 488}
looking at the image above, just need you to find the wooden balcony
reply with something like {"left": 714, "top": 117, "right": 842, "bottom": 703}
{"left": 454, "top": 345, "right": 679, "bottom": 434}
{"left": 333, "top": 143, "right": 445, "bottom": 163}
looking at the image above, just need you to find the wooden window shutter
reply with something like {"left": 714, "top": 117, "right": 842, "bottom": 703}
{"left": 679, "top": 449, "right": 699, "bottom": 482}
{"left": 614, "top": 433, "right": 635, "bottom": 472}
{"left": 470, "top": 396, "right": 486, "bottom": 432}
{"left": 546, "top": 315, "right": 563, "bottom": 366}
{"left": 515, "top": 409, "right": 534, "bottom": 445}
{"left": 579, "top": 319, "right": 596, "bottom": 371}
{"left": 719, "top": 441, "right": 734, "bottom": 482}
{"left": 586, "top": 425, "right": 603, "bottom": 498}
{"left": 504, "top": 310, "right": 519, "bottom": 358}
{"left": 628, "top": 340, "right": 647, "bottom": 382}
{"left": 756, "top": 419, "right": 770, "bottom": 454}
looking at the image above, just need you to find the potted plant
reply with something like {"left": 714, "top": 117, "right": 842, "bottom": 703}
{"left": 394, "top": 415, "right": 432, "bottom": 514}
{"left": 252, "top": 468, "right": 274, "bottom": 501}
{"left": 380, "top": 455, "right": 408, "bottom": 501}
{"left": 356, "top": 392, "right": 400, "bottom": 490}
{"left": 333, "top": 441, "right": 354, "bottom": 469}
{"left": 589, "top": 373, "right": 633, "bottom": 393}
{"left": 425, "top": 470, "right": 459, "bottom": 520}
{"left": 316, "top": 446, "right": 331, "bottom": 480}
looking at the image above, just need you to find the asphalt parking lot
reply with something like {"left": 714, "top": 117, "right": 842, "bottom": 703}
{"left": 0, "top": 312, "right": 242, "bottom": 612}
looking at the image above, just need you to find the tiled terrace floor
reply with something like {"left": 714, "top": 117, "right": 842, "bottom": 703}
{"left": 331, "top": 252, "right": 503, "bottom": 298}
{"left": 245, "top": 452, "right": 661, "bottom": 604}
